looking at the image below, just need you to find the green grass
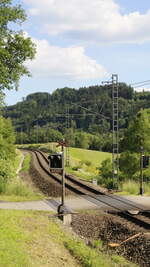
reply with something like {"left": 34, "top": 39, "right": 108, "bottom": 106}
{"left": 19, "top": 143, "right": 112, "bottom": 182}
{"left": 144, "top": 182, "right": 150, "bottom": 195}
{"left": 118, "top": 180, "right": 150, "bottom": 195}
{"left": 18, "top": 143, "right": 111, "bottom": 167}
{"left": 0, "top": 210, "right": 139, "bottom": 267}
{"left": 65, "top": 147, "right": 111, "bottom": 181}
{"left": 22, "top": 153, "right": 31, "bottom": 172}
{"left": 69, "top": 147, "right": 111, "bottom": 167}
{"left": 0, "top": 150, "right": 44, "bottom": 202}
{"left": 0, "top": 210, "right": 30, "bottom": 266}
{"left": 14, "top": 149, "right": 22, "bottom": 170}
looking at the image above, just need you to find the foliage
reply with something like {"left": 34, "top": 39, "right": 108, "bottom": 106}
{"left": 119, "top": 180, "right": 140, "bottom": 195}
{"left": 0, "top": 117, "right": 40, "bottom": 200}
{"left": 0, "top": 0, "right": 36, "bottom": 91}
{"left": 0, "top": 210, "right": 138, "bottom": 267}
{"left": 22, "top": 153, "right": 31, "bottom": 172}
{"left": 0, "top": 116, "right": 16, "bottom": 193}
{"left": 121, "top": 109, "right": 150, "bottom": 153}
{"left": 4, "top": 83, "right": 137, "bottom": 151}
{"left": 0, "top": 159, "right": 15, "bottom": 193}
{"left": 4, "top": 83, "right": 150, "bottom": 156}
{"left": 65, "top": 238, "right": 137, "bottom": 267}
{"left": 69, "top": 147, "right": 111, "bottom": 167}
{"left": 97, "top": 158, "right": 114, "bottom": 189}
{"left": 0, "top": 116, "right": 16, "bottom": 160}
{"left": 119, "top": 151, "right": 139, "bottom": 180}
{"left": 74, "top": 130, "right": 89, "bottom": 149}
{"left": 118, "top": 109, "right": 150, "bottom": 183}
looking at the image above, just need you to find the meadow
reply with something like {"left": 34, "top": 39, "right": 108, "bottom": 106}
{"left": 19, "top": 143, "right": 150, "bottom": 195}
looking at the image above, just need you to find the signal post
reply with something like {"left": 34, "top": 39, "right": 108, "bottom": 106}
{"left": 48, "top": 140, "right": 72, "bottom": 225}
{"left": 57, "top": 140, "right": 66, "bottom": 214}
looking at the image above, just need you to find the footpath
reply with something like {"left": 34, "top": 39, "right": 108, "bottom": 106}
{"left": 0, "top": 151, "right": 149, "bottom": 213}
{"left": 0, "top": 195, "right": 149, "bottom": 212}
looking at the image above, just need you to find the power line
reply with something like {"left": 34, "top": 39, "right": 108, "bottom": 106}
{"left": 130, "top": 80, "right": 150, "bottom": 86}
{"left": 134, "top": 82, "right": 150, "bottom": 89}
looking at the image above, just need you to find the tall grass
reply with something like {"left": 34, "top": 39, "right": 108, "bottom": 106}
{"left": 120, "top": 180, "right": 150, "bottom": 195}
{"left": 22, "top": 153, "right": 31, "bottom": 172}
{"left": 0, "top": 150, "right": 43, "bottom": 201}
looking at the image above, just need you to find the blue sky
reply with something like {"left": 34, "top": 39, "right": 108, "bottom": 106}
{"left": 5, "top": 0, "right": 150, "bottom": 105}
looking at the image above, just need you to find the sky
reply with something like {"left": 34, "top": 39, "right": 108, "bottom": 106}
{"left": 5, "top": 0, "right": 150, "bottom": 105}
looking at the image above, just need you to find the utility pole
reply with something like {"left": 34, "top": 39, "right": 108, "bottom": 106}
{"left": 36, "top": 121, "right": 38, "bottom": 144}
{"left": 21, "top": 127, "right": 23, "bottom": 145}
{"left": 61, "top": 144, "right": 65, "bottom": 206}
{"left": 56, "top": 140, "right": 66, "bottom": 214}
{"left": 65, "top": 107, "right": 70, "bottom": 167}
{"left": 102, "top": 74, "right": 119, "bottom": 189}
{"left": 140, "top": 147, "right": 144, "bottom": 195}
{"left": 112, "top": 74, "right": 119, "bottom": 189}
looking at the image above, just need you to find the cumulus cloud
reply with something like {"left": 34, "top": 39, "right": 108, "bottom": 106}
{"left": 26, "top": 38, "right": 108, "bottom": 79}
{"left": 24, "top": 0, "right": 150, "bottom": 43}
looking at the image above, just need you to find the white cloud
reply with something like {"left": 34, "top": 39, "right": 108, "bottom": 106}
{"left": 26, "top": 38, "right": 108, "bottom": 79}
{"left": 24, "top": 0, "right": 150, "bottom": 43}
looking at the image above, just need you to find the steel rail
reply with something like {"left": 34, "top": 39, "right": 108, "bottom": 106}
{"left": 30, "top": 149, "right": 150, "bottom": 230}
{"left": 36, "top": 149, "right": 148, "bottom": 212}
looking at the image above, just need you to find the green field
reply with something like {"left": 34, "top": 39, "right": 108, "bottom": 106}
{"left": 0, "top": 210, "right": 138, "bottom": 267}
{"left": 69, "top": 147, "right": 111, "bottom": 167}
{"left": 19, "top": 143, "right": 112, "bottom": 181}
{"left": 0, "top": 149, "right": 44, "bottom": 202}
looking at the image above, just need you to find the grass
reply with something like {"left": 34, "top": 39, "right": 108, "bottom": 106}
{"left": 14, "top": 149, "right": 23, "bottom": 170}
{"left": 0, "top": 210, "right": 138, "bottom": 267}
{"left": 19, "top": 143, "right": 112, "bottom": 182}
{"left": 117, "top": 180, "right": 150, "bottom": 195}
{"left": 66, "top": 147, "right": 111, "bottom": 181}
{"left": 69, "top": 147, "right": 111, "bottom": 167}
{"left": 22, "top": 153, "right": 31, "bottom": 172}
{"left": 0, "top": 150, "right": 44, "bottom": 202}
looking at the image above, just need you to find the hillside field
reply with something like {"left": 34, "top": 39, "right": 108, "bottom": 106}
{"left": 68, "top": 147, "right": 111, "bottom": 167}
{"left": 21, "top": 143, "right": 111, "bottom": 181}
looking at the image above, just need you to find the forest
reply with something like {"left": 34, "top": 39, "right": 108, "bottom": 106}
{"left": 3, "top": 83, "right": 150, "bottom": 152}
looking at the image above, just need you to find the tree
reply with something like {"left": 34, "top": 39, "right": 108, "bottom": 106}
{"left": 0, "top": 116, "right": 15, "bottom": 160}
{"left": 121, "top": 109, "right": 150, "bottom": 153}
{"left": 98, "top": 158, "right": 113, "bottom": 189}
{"left": 74, "top": 131, "right": 89, "bottom": 149}
{"left": 0, "top": 0, "right": 36, "bottom": 91}
{"left": 119, "top": 151, "right": 139, "bottom": 179}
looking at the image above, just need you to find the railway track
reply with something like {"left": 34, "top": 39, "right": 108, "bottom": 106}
{"left": 25, "top": 148, "right": 150, "bottom": 231}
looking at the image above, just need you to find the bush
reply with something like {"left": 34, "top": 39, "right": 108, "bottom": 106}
{"left": 119, "top": 151, "right": 139, "bottom": 179}
{"left": 0, "top": 159, "right": 15, "bottom": 193}
{"left": 5, "top": 181, "right": 35, "bottom": 197}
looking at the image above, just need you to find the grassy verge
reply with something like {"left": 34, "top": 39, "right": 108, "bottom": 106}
{"left": 22, "top": 153, "right": 31, "bottom": 172}
{"left": 19, "top": 143, "right": 111, "bottom": 182}
{"left": 0, "top": 150, "right": 44, "bottom": 202}
{"left": 0, "top": 210, "right": 138, "bottom": 267}
{"left": 118, "top": 180, "right": 150, "bottom": 195}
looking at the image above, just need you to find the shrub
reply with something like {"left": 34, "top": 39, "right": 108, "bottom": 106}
{"left": 0, "top": 159, "right": 15, "bottom": 193}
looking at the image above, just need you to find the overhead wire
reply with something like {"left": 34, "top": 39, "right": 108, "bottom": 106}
{"left": 130, "top": 80, "right": 150, "bottom": 86}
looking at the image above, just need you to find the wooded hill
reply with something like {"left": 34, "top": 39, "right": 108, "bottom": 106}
{"left": 4, "top": 84, "right": 150, "bottom": 151}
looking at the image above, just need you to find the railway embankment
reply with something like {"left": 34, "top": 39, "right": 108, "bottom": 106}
{"left": 0, "top": 148, "right": 146, "bottom": 266}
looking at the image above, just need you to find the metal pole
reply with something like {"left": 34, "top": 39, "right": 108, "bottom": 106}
{"left": 112, "top": 74, "right": 119, "bottom": 189}
{"left": 140, "top": 147, "right": 144, "bottom": 195}
{"left": 66, "top": 107, "right": 70, "bottom": 167}
{"left": 36, "top": 121, "right": 38, "bottom": 144}
{"left": 61, "top": 144, "right": 65, "bottom": 206}
{"left": 21, "top": 127, "right": 23, "bottom": 145}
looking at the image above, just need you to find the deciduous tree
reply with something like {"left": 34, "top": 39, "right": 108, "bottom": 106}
{"left": 0, "top": 0, "right": 36, "bottom": 91}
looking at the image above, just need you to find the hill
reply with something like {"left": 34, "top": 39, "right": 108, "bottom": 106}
{"left": 3, "top": 84, "right": 150, "bottom": 151}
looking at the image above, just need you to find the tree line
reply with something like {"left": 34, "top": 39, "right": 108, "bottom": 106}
{"left": 4, "top": 85, "right": 150, "bottom": 151}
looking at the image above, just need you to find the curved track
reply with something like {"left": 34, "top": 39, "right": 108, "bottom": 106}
{"left": 25, "top": 148, "right": 150, "bottom": 230}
